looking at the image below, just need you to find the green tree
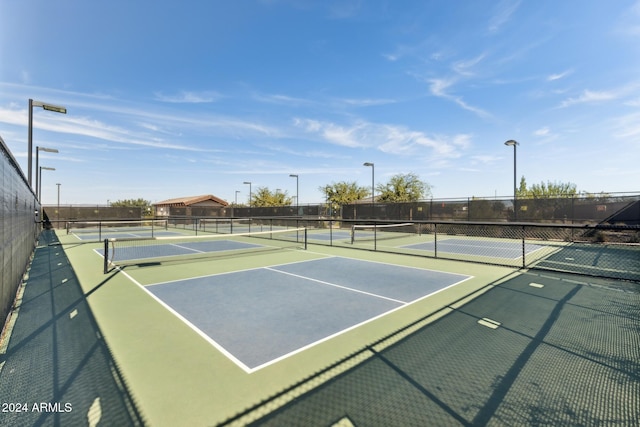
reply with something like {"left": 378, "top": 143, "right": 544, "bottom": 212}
{"left": 517, "top": 178, "right": 578, "bottom": 198}
{"left": 319, "top": 181, "right": 369, "bottom": 212}
{"left": 517, "top": 176, "right": 527, "bottom": 198}
{"left": 376, "top": 173, "right": 432, "bottom": 202}
{"left": 110, "top": 198, "right": 153, "bottom": 217}
{"left": 515, "top": 178, "right": 579, "bottom": 221}
{"left": 250, "top": 187, "right": 293, "bottom": 207}
{"left": 110, "top": 198, "right": 151, "bottom": 207}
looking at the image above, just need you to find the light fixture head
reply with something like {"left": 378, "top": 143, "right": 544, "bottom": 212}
{"left": 38, "top": 147, "right": 59, "bottom": 153}
{"left": 32, "top": 100, "right": 67, "bottom": 114}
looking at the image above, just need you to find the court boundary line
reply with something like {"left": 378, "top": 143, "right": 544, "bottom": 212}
{"left": 116, "top": 267, "right": 255, "bottom": 373}
{"left": 143, "top": 252, "right": 470, "bottom": 288}
{"left": 144, "top": 254, "right": 335, "bottom": 287}
{"left": 113, "top": 255, "right": 474, "bottom": 373}
{"left": 264, "top": 267, "right": 407, "bottom": 304}
{"left": 247, "top": 271, "right": 473, "bottom": 372}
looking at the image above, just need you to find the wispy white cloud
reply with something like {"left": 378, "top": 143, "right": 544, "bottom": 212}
{"left": 252, "top": 91, "right": 314, "bottom": 106}
{"left": 428, "top": 78, "right": 491, "bottom": 118}
{"left": 488, "top": 0, "right": 521, "bottom": 33}
{"left": 452, "top": 53, "right": 486, "bottom": 77}
{"left": 559, "top": 81, "right": 640, "bottom": 108}
{"left": 532, "top": 126, "right": 560, "bottom": 144}
{"left": 470, "top": 155, "right": 501, "bottom": 165}
{"left": 611, "top": 111, "right": 640, "bottom": 140}
{"left": 293, "top": 117, "right": 471, "bottom": 158}
{"left": 154, "top": 90, "right": 223, "bottom": 103}
{"left": 547, "top": 69, "right": 573, "bottom": 81}
{"left": 559, "top": 89, "right": 619, "bottom": 107}
{"left": 615, "top": 0, "right": 640, "bottom": 36}
{"left": 534, "top": 127, "right": 550, "bottom": 136}
{"left": 340, "top": 98, "right": 397, "bottom": 107}
{"left": 257, "top": 142, "right": 350, "bottom": 159}
{"left": 0, "top": 106, "right": 210, "bottom": 152}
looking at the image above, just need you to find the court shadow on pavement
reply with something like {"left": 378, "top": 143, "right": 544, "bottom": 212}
{"left": 0, "top": 230, "right": 145, "bottom": 427}
{"left": 223, "top": 270, "right": 640, "bottom": 426}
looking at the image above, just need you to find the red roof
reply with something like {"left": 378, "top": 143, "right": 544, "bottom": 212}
{"left": 154, "top": 194, "right": 228, "bottom": 207}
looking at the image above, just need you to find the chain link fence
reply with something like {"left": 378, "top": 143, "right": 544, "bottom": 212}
{"left": 292, "top": 219, "right": 639, "bottom": 282}
{"left": 151, "top": 216, "right": 640, "bottom": 282}
{"left": 342, "top": 193, "right": 640, "bottom": 224}
{"left": 0, "top": 135, "right": 40, "bottom": 328}
{"left": 43, "top": 205, "right": 144, "bottom": 230}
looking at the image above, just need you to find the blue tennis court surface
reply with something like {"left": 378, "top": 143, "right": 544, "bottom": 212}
{"left": 402, "top": 238, "right": 544, "bottom": 259}
{"left": 307, "top": 230, "right": 351, "bottom": 241}
{"left": 142, "top": 256, "right": 471, "bottom": 372}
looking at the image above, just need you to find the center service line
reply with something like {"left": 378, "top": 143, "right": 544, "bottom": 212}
{"left": 264, "top": 267, "right": 407, "bottom": 304}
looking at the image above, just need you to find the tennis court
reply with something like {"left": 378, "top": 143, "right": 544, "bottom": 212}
{"left": 2, "top": 219, "right": 637, "bottom": 426}
{"left": 138, "top": 257, "right": 471, "bottom": 372}
{"left": 67, "top": 219, "right": 183, "bottom": 241}
{"left": 401, "top": 238, "right": 545, "bottom": 259}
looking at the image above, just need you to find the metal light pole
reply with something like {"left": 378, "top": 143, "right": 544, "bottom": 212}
{"left": 504, "top": 140, "right": 519, "bottom": 220}
{"left": 243, "top": 181, "right": 252, "bottom": 215}
{"left": 35, "top": 146, "right": 59, "bottom": 201}
{"left": 28, "top": 99, "right": 66, "bottom": 188}
{"left": 289, "top": 174, "right": 299, "bottom": 214}
{"left": 235, "top": 190, "right": 240, "bottom": 205}
{"left": 56, "top": 183, "right": 61, "bottom": 226}
{"left": 363, "top": 162, "right": 374, "bottom": 218}
{"left": 39, "top": 166, "right": 55, "bottom": 201}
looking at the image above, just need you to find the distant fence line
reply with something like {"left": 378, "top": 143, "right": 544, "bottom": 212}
{"left": 44, "top": 206, "right": 143, "bottom": 228}
{"left": 342, "top": 194, "right": 640, "bottom": 224}
{"left": 46, "top": 193, "right": 640, "bottom": 226}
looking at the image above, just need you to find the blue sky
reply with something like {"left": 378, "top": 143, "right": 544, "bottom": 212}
{"left": 1, "top": 0, "right": 639, "bottom": 205}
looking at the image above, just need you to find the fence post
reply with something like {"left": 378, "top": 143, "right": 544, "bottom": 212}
{"left": 522, "top": 225, "right": 526, "bottom": 268}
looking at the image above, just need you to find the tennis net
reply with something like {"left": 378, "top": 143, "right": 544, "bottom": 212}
{"left": 103, "top": 227, "right": 307, "bottom": 273}
{"left": 351, "top": 222, "right": 420, "bottom": 244}
{"left": 67, "top": 219, "right": 168, "bottom": 240}
{"left": 197, "top": 218, "right": 254, "bottom": 234}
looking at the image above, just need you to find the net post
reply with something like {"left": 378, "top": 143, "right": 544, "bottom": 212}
{"left": 103, "top": 238, "right": 109, "bottom": 274}
{"left": 373, "top": 222, "right": 377, "bottom": 251}
{"left": 304, "top": 227, "right": 308, "bottom": 250}
{"left": 434, "top": 223, "right": 438, "bottom": 258}
{"left": 329, "top": 220, "right": 333, "bottom": 246}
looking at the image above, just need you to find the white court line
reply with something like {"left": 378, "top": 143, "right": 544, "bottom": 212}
{"left": 170, "top": 243, "right": 206, "bottom": 253}
{"left": 145, "top": 249, "right": 327, "bottom": 287}
{"left": 264, "top": 267, "right": 408, "bottom": 304}
{"left": 116, "top": 267, "right": 254, "bottom": 373}
{"left": 116, "top": 255, "right": 474, "bottom": 373}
